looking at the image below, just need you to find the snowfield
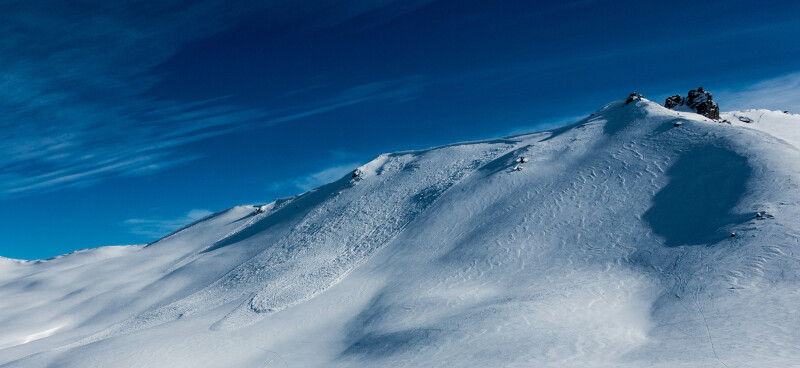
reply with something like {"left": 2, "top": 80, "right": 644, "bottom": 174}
{"left": 2, "top": 98, "right": 800, "bottom": 367}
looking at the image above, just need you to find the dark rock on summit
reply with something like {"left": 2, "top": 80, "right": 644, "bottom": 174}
{"left": 686, "top": 86, "right": 720, "bottom": 120}
{"left": 693, "top": 99, "right": 719, "bottom": 120}
{"left": 663, "top": 86, "right": 720, "bottom": 120}
{"left": 665, "top": 95, "right": 683, "bottom": 109}
{"left": 626, "top": 92, "right": 643, "bottom": 105}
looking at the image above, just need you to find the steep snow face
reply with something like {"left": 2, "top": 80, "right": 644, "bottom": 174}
{"left": 2, "top": 99, "right": 800, "bottom": 367}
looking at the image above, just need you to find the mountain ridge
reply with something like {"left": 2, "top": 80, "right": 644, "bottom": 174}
{"left": 2, "top": 97, "right": 800, "bottom": 367}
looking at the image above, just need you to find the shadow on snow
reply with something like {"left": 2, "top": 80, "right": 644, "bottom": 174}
{"left": 643, "top": 144, "right": 752, "bottom": 247}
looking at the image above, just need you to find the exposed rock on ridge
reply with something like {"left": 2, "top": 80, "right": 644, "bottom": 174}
{"left": 664, "top": 86, "right": 720, "bottom": 120}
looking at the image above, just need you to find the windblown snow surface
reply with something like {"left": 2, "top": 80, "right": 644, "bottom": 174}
{"left": 2, "top": 99, "right": 800, "bottom": 367}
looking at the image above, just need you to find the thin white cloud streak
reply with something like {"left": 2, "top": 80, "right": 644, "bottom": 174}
{"left": 716, "top": 72, "right": 800, "bottom": 113}
{"left": 268, "top": 77, "right": 424, "bottom": 124}
{"left": 499, "top": 113, "right": 591, "bottom": 137}
{"left": 0, "top": 1, "right": 428, "bottom": 197}
{"left": 267, "top": 158, "right": 362, "bottom": 196}
{"left": 124, "top": 209, "right": 215, "bottom": 238}
{"left": 293, "top": 162, "right": 362, "bottom": 191}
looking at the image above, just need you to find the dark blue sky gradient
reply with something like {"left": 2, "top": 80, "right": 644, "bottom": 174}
{"left": 2, "top": 0, "right": 799, "bottom": 259}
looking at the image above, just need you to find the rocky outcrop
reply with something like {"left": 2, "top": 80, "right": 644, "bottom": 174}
{"left": 665, "top": 95, "right": 683, "bottom": 109}
{"left": 663, "top": 86, "right": 720, "bottom": 120}
{"left": 686, "top": 87, "right": 720, "bottom": 119}
{"left": 626, "top": 92, "right": 643, "bottom": 104}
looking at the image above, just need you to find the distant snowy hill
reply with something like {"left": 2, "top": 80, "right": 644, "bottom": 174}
{"left": 2, "top": 98, "right": 800, "bottom": 367}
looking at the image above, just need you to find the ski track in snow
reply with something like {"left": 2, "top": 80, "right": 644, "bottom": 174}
{"left": 2, "top": 100, "right": 800, "bottom": 367}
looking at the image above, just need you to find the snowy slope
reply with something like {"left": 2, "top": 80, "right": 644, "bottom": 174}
{"left": 723, "top": 109, "right": 800, "bottom": 147}
{"left": 2, "top": 98, "right": 800, "bottom": 367}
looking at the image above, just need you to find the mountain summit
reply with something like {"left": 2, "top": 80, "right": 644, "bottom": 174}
{"left": 1, "top": 97, "right": 799, "bottom": 367}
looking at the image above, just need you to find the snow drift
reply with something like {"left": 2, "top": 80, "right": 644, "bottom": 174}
{"left": 2, "top": 98, "right": 800, "bottom": 367}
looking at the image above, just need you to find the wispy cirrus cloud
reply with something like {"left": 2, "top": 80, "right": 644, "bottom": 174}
{"left": 267, "top": 150, "right": 363, "bottom": 195}
{"left": 497, "top": 113, "right": 592, "bottom": 137}
{"left": 268, "top": 77, "right": 425, "bottom": 125}
{"left": 292, "top": 162, "right": 363, "bottom": 192}
{"left": 0, "top": 1, "right": 430, "bottom": 197}
{"left": 716, "top": 72, "right": 800, "bottom": 113}
{"left": 123, "top": 209, "right": 215, "bottom": 238}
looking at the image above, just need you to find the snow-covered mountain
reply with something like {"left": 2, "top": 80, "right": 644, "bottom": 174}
{"left": 2, "top": 97, "right": 800, "bottom": 367}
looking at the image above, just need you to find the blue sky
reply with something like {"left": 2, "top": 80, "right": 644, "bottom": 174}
{"left": 2, "top": 0, "right": 800, "bottom": 259}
